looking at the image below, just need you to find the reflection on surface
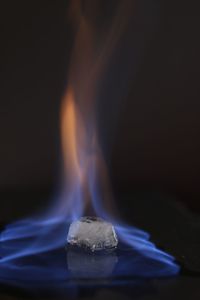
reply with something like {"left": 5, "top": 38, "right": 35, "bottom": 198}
{"left": 0, "top": 232, "right": 179, "bottom": 293}
{"left": 67, "top": 248, "right": 118, "bottom": 278}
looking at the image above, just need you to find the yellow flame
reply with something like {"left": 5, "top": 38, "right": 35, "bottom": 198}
{"left": 61, "top": 85, "right": 118, "bottom": 217}
{"left": 59, "top": 0, "right": 134, "bottom": 216}
{"left": 61, "top": 87, "right": 83, "bottom": 183}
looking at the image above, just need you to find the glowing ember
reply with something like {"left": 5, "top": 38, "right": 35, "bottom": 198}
{"left": 67, "top": 216, "right": 118, "bottom": 251}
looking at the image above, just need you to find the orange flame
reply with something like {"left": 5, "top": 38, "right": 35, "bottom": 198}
{"left": 61, "top": 88, "right": 82, "bottom": 183}
{"left": 60, "top": 0, "right": 134, "bottom": 217}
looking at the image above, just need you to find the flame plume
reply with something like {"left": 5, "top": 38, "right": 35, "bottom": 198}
{"left": 60, "top": 0, "right": 134, "bottom": 218}
{"left": 0, "top": 0, "right": 179, "bottom": 282}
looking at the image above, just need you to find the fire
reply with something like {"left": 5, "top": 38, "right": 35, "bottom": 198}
{"left": 60, "top": 85, "right": 93, "bottom": 216}
{"left": 61, "top": 87, "right": 83, "bottom": 183}
{"left": 60, "top": 77, "right": 119, "bottom": 219}
{"left": 59, "top": 0, "right": 127, "bottom": 218}
{"left": 60, "top": 85, "right": 111, "bottom": 217}
{"left": 0, "top": 0, "right": 179, "bottom": 283}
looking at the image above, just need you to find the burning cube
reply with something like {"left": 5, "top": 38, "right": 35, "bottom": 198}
{"left": 67, "top": 216, "right": 118, "bottom": 251}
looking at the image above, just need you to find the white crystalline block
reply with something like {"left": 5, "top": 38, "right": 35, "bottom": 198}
{"left": 67, "top": 216, "right": 118, "bottom": 251}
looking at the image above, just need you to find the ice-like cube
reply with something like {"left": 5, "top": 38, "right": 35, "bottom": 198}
{"left": 67, "top": 216, "right": 118, "bottom": 251}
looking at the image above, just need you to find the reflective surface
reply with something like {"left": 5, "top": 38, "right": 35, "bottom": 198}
{"left": 0, "top": 235, "right": 179, "bottom": 294}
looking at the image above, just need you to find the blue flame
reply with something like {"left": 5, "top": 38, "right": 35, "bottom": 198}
{"left": 0, "top": 111, "right": 180, "bottom": 288}
{"left": 0, "top": 155, "right": 180, "bottom": 291}
{"left": 0, "top": 190, "right": 179, "bottom": 292}
{"left": 0, "top": 0, "right": 180, "bottom": 292}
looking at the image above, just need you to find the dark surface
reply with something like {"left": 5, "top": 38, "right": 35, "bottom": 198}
{"left": 0, "top": 191, "right": 199, "bottom": 299}
{"left": 119, "top": 193, "right": 200, "bottom": 274}
{"left": 0, "top": 277, "right": 199, "bottom": 300}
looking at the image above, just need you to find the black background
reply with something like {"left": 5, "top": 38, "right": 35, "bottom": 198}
{"left": 0, "top": 1, "right": 200, "bottom": 299}
{"left": 0, "top": 0, "right": 200, "bottom": 219}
